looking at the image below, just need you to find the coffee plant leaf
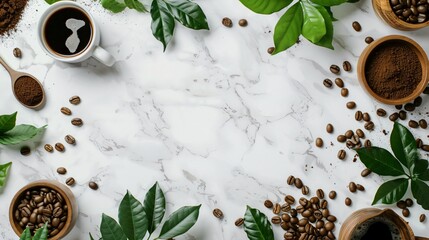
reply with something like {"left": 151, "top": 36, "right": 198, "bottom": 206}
{"left": 411, "top": 179, "right": 429, "bottom": 210}
{"left": 0, "top": 112, "right": 17, "bottom": 134}
{"left": 310, "top": 0, "right": 347, "bottom": 6}
{"left": 0, "top": 124, "right": 46, "bottom": 145}
{"left": 33, "top": 223, "right": 49, "bottom": 240}
{"left": 124, "top": 0, "right": 147, "bottom": 12}
{"left": 240, "top": 0, "right": 293, "bottom": 14}
{"left": 313, "top": 4, "right": 334, "bottom": 49}
{"left": 144, "top": 182, "right": 166, "bottom": 234}
{"left": 157, "top": 205, "right": 201, "bottom": 239}
{"left": 356, "top": 147, "right": 405, "bottom": 176}
{"left": 119, "top": 191, "right": 147, "bottom": 240}
{"left": 391, "top": 122, "right": 418, "bottom": 169}
{"left": 151, "top": 0, "right": 175, "bottom": 51}
{"left": 101, "top": 0, "right": 127, "bottom": 13}
{"left": 101, "top": 214, "right": 127, "bottom": 240}
{"left": 163, "top": 0, "right": 209, "bottom": 30}
{"left": 301, "top": 0, "right": 326, "bottom": 43}
{"left": 244, "top": 206, "right": 274, "bottom": 240}
{"left": 19, "top": 227, "right": 31, "bottom": 240}
{"left": 0, "top": 162, "right": 12, "bottom": 188}
{"left": 413, "top": 159, "right": 428, "bottom": 175}
{"left": 372, "top": 178, "right": 408, "bottom": 205}
{"left": 273, "top": 2, "right": 303, "bottom": 54}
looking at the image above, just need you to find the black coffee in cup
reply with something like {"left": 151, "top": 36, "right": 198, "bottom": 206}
{"left": 351, "top": 216, "right": 401, "bottom": 240}
{"left": 43, "top": 6, "right": 92, "bottom": 56}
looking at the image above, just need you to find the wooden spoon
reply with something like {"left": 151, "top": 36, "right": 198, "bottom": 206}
{"left": 0, "top": 57, "right": 46, "bottom": 109}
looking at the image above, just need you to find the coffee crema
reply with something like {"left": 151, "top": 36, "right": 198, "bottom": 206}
{"left": 351, "top": 216, "right": 401, "bottom": 240}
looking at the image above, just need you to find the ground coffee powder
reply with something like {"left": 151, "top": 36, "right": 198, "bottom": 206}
{"left": 14, "top": 76, "right": 43, "bottom": 106}
{"left": 0, "top": 0, "right": 28, "bottom": 36}
{"left": 365, "top": 41, "right": 422, "bottom": 100}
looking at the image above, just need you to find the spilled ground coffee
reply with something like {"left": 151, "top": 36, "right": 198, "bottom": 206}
{"left": 0, "top": 0, "right": 28, "bottom": 36}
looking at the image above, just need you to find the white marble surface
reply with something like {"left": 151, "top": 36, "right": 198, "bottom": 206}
{"left": 1, "top": 0, "right": 429, "bottom": 239}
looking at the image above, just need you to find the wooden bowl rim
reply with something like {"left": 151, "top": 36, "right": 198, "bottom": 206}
{"left": 357, "top": 35, "right": 429, "bottom": 105}
{"left": 376, "top": 0, "right": 429, "bottom": 29}
{"left": 9, "top": 180, "right": 76, "bottom": 239}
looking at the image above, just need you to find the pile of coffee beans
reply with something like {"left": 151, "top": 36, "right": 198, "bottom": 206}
{"left": 14, "top": 187, "right": 68, "bottom": 237}
{"left": 287, "top": 175, "right": 313, "bottom": 196}
{"left": 390, "top": 0, "right": 428, "bottom": 23}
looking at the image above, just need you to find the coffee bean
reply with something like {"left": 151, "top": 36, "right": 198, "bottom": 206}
{"left": 420, "top": 214, "right": 426, "bottom": 222}
{"left": 64, "top": 135, "right": 76, "bottom": 145}
{"left": 271, "top": 216, "right": 281, "bottom": 224}
{"left": 341, "top": 88, "right": 349, "bottom": 97}
{"left": 60, "top": 107, "right": 72, "bottom": 115}
{"left": 399, "top": 110, "right": 407, "bottom": 120}
{"left": 315, "top": 138, "right": 323, "bottom": 147}
{"left": 356, "top": 129, "right": 365, "bottom": 138}
{"left": 344, "top": 130, "right": 353, "bottom": 139}
{"left": 337, "top": 150, "right": 346, "bottom": 160}
{"left": 406, "top": 198, "right": 413, "bottom": 207}
{"left": 323, "top": 78, "right": 333, "bottom": 88}
{"left": 352, "top": 21, "right": 361, "bottom": 31}
{"left": 334, "top": 78, "right": 344, "bottom": 87}
{"left": 238, "top": 19, "right": 248, "bottom": 27}
{"left": 345, "top": 197, "right": 352, "bottom": 206}
{"left": 325, "top": 221, "right": 335, "bottom": 231}
{"left": 316, "top": 189, "right": 324, "bottom": 199}
{"left": 294, "top": 178, "right": 303, "bottom": 189}
{"left": 273, "top": 203, "right": 281, "bottom": 214}
{"left": 57, "top": 167, "right": 67, "bottom": 175}
{"left": 44, "top": 144, "right": 54, "bottom": 153}
{"left": 364, "top": 139, "right": 372, "bottom": 147}
{"left": 365, "top": 36, "right": 374, "bottom": 44}
{"left": 363, "top": 112, "right": 370, "bottom": 122}
{"left": 361, "top": 168, "right": 372, "bottom": 177}
{"left": 425, "top": 87, "right": 429, "bottom": 94}
{"left": 337, "top": 135, "right": 347, "bottom": 143}
{"left": 416, "top": 138, "right": 423, "bottom": 148}
{"left": 65, "top": 177, "right": 75, "bottom": 186}
{"left": 423, "top": 145, "right": 429, "bottom": 152}
{"left": 396, "top": 200, "right": 407, "bottom": 209}
{"left": 376, "top": 108, "right": 387, "bottom": 117}
{"left": 264, "top": 199, "right": 273, "bottom": 208}
{"left": 89, "top": 181, "right": 99, "bottom": 190}
{"left": 326, "top": 123, "right": 334, "bottom": 133}
{"left": 409, "top": 120, "right": 419, "bottom": 128}
{"left": 356, "top": 184, "right": 365, "bottom": 191}
{"left": 414, "top": 96, "right": 422, "bottom": 106}
{"left": 404, "top": 103, "right": 415, "bottom": 111}
{"left": 222, "top": 17, "right": 232, "bottom": 27}
{"left": 346, "top": 101, "right": 356, "bottom": 109}
{"left": 395, "top": 104, "right": 402, "bottom": 110}
{"left": 364, "top": 121, "right": 374, "bottom": 131}
{"left": 287, "top": 175, "right": 295, "bottom": 185}
{"left": 328, "top": 191, "right": 336, "bottom": 199}
{"left": 13, "top": 47, "right": 22, "bottom": 58}
{"left": 20, "top": 146, "right": 31, "bottom": 156}
{"left": 267, "top": 47, "right": 275, "bottom": 55}
{"left": 355, "top": 111, "right": 363, "bottom": 121}
{"left": 69, "top": 96, "right": 81, "bottom": 105}
{"left": 285, "top": 195, "right": 295, "bottom": 205}
{"left": 301, "top": 185, "right": 310, "bottom": 195}
{"left": 235, "top": 217, "right": 244, "bottom": 226}
{"left": 402, "top": 208, "right": 410, "bottom": 217}
{"left": 281, "top": 203, "right": 291, "bottom": 212}
{"left": 419, "top": 119, "right": 427, "bottom": 129}
{"left": 330, "top": 65, "right": 340, "bottom": 74}
{"left": 54, "top": 143, "right": 65, "bottom": 152}
{"left": 213, "top": 208, "right": 223, "bottom": 218}
{"left": 299, "top": 197, "right": 308, "bottom": 206}
{"left": 349, "top": 182, "right": 357, "bottom": 193}
{"left": 389, "top": 112, "right": 399, "bottom": 121}
{"left": 343, "top": 61, "right": 352, "bottom": 72}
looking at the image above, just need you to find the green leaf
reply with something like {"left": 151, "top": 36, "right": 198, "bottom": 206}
{"left": 313, "top": 5, "right": 334, "bottom": 49}
{"left": 19, "top": 227, "right": 31, "bottom": 240}
{"left": 0, "top": 162, "right": 12, "bottom": 188}
{"left": 239, "top": 0, "right": 293, "bottom": 14}
{"left": 45, "top": 0, "right": 61, "bottom": 4}
{"left": 164, "top": 0, "right": 209, "bottom": 30}
{"left": 414, "top": 159, "right": 428, "bottom": 175}
{"left": 157, "top": 205, "right": 201, "bottom": 239}
{"left": 301, "top": 0, "right": 326, "bottom": 43}
{"left": 244, "top": 206, "right": 274, "bottom": 240}
{"left": 273, "top": 2, "right": 303, "bottom": 54}
{"left": 372, "top": 178, "right": 408, "bottom": 205}
{"left": 101, "top": 0, "right": 127, "bottom": 13}
{"left": 33, "top": 223, "right": 49, "bottom": 240}
{"left": 0, "top": 124, "right": 46, "bottom": 145}
{"left": 310, "top": 0, "right": 347, "bottom": 6}
{"left": 411, "top": 179, "right": 429, "bottom": 210}
{"left": 356, "top": 147, "right": 405, "bottom": 176}
{"left": 391, "top": 122, "right": 419, "bottom": 169}
{"left": 417, "top": 168, "right": 429, "bottom": 181}
{"left": 325, "top": 7, "right": 337, "bottom": 21}
{"left": 0, "top": 112, "right": 17, "bottom": 134}
{"left": 144, "top": 182, "right": 166, "bottom": 234}
{"left": 101, "top": 214, "right": 127, "bottom": 240}
{"left": 151, "top": 0, "right": 176, "bottom": 51}
{"left": 124, "top": 0, "right": 147, "bottom": 12}
{"left": 119, "top": 191, "right": 148, "bottom": 240}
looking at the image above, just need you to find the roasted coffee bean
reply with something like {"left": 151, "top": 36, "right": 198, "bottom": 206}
{"left": 299, "top": 197, "right": 308, "bottom": 206}
{"left": 356, "top": 129, "right": 365, "bottom": 138}
{"left": 365, "top": 36, "right": 374, "bottom": 44}
{"left": 64, "top": 135, "right": 76, "bottom": 145}
{"left": 267, "top": 47, "right": 275, "bottom": 55}
{"left": 322, "top": 209, "right": 330, "bottom": 218}
{"left": 419, "top": 119, "right": 427, "bottom": 129}
{"left": 345, "top": 197, "right": 352, "bottom": 206}
{"left": 89, "top": 181, "right": 99, "bottom": 190}
{"left": 264, "top": 199, "right": 274, "bottom": 208}
{"left": 355, "top": 111, "right": 363, "bottom": 121}
{"left": 361, "top": 168, "right": 372, "bottom": 177}
{"left": 389, "top": 112, "right": 399, "bottom": 121}
{"left": 416, "top": 138, "right": 423, "bottom": 148}
{"left": 281, "top": 203, "right": 291, "bottom": 213}
{"left": 55, "top": 143, "right": 65, "bottom": 152}
{"left": 310, "top": 196, "right": 319, "bottom": 204}
{"left": 320, "top": 199, "right": 328, "bottom": 208}
{"left": 323, "top": 78, "right": 333, "bottom": 88}
{"left": 346, "top": 140, "right": 356, "bottom": 149}
{"left": 356, "top": 184, "right": 365, "bottom": 191}
{"left": 395, "top": 104, "right": 402, "bottom": 110}
{"left": 282, "top": 213, "right": 291, "bottom": 222}
{"left": 301, "top": 185, "right": 310, "bottom": 195}
{"left": 345, "top": 130, "right": 354, "bottom": 139}
{"left": 402, "top": 208, "right": 410, "bottom": 217}
{"left": 376, "top": 108, "right": 387, "bottom": 117}
{"left": 287, "top": 175, "right": 295, "bottom": 185}
{"left": 352, "top": 21, "right": 361, "bottom": 31}
{"left": 349, "top": 182, "right": 357, "bottom": 193}
{"left": 273, "top": 203, "right": 281, "bottom": 214}
{"left": 414, "top": 96, "right": 423, "bottom": 106}
{"left": 238, "top": 19, "right": 248, "bottom": 27}
{"left": 337, "top": 135, "right": 347, "bottom": 143}
{"left": 302, "top": 210, "right": 312, "bottom": 218}
{"left": 235, "top": 217, "right": 244, "bottom": 226}
{"left": 341, "top": 87, "right": 349, "bottom": 97}
{"left": 294, "top": 178, "right": 303, "bottom": 189}
{"left": 271, "top": 216, "right": 281, "bottom": 224}
{"left": 290, "top": 209, "right": 297, "bottom": 217}
{"left": 409, "top": 120, "right": 419, "bottom": 128}
{"left": 53, "top": 207, "right": 63, "bottom": 218}
{"left": 213, "top": 208, "right": 223, "bottom": 218}
{"left": 298, "top": 218, "right": 308, "bottom": 227}
{"left": 343, "top": 61, "right": 352, "bottom": 72}
{"left": 406, "top": 198, "right": 414, "bottom": 207}
{"left": 13, "top": 47, "right": 22, "bottom": 58}
{"left": 346, "top": 101, "right": 356, "bottom": 109}
{"left": 425, "top": 87, "right": 429, "bottom": 94}
{"left": 404, "top": 103, "right": 415, "bottom": 111}
{"left": 325, "top": 221, "right": 335, "bottom": 231}
{"left": 315, "top": 138, "right": 323, "bottom": 147}
{"left": 71, "top": 118, "right": 83, "bottom": 126}
{"left": 328, "top": 191, "right": 337, "bottom": 199}
{"left": 316, "top": 189, "right": 325, "bottom": 199}
{"left": 334, "top": 78, "right": 344, "bottom": 87}
{"left": 364, "top": 121, "right": 374, "bottom": 131}
{"left": 423, "top": 145, "right": 429, "bottom": 152}
{"left": 296, "top": 205, "right": 305, "bottom": 213}
{"left": 69, "top": 96, "right": 81, "bottom": 105}
{"left": 60, "top": 107, "right": 72, "bottom": 115}
{"left": 330, "top": 65, "right": 340, "bottom": 74}
{"left": 20, "top": 146, "right": 31, "bottom": 156}
{"left": 316, "top": 220, "right": 324, "bottom": 229}
{"left": 364, "top": 139, "right": 372, "bottom": 147}
{"left": 284, "top": 232, "right": 294, "bottom": 239}
{"left": 65, "top": 177, "right": 75, "bottom": 186}
{"left": 57, "top": 167, "right": 67, "bottom": 175}
{"left": 326, "top": 123, "right": 334, "bottom": 133}
{"left": 420, "top": 214, "right": 426, "bottom": 222}
{"left": 44, "top": 144, "right": 54, "bottom": 153}
{"left": 398, "top": 110, "right": 407, "bottom": 120}
{"left": 290, "top": 217, "right": 299, "bottom": 224}
{"left": 285, "top": 195, "right": 295, "bottom": 205}
{"left": 362, "top": 112, "right": 370, "bottom": 122}
{"left": 222, "top": 17, "right": 232, "bottom": 27}
{"left": 337, "top": 150, "right": 346, "bottom": 160}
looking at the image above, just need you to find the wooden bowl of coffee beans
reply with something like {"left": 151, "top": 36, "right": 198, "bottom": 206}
{"left": 372, "top": 0, "right": 429, "bottom": 30}
{"left": 9, "top": 180, "right": 78, "bottom": 239}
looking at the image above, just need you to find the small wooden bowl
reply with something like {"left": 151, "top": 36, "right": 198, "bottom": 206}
{"left": 9, "top": 180, "right": 78, "bottom": 239}
{"left": 357, "top": 35, "right": 429, "bottom": 105}
{"left": 372, "top": 0, "right": 429, "bottom": 30}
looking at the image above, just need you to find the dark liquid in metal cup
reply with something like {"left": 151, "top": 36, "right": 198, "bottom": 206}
{"left": 44, "top": 7, "right": 92, "bottom": 56}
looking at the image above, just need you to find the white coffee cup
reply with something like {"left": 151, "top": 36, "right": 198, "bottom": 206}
{"left": 37, "top": 1, "right": 115, "bottom": 66}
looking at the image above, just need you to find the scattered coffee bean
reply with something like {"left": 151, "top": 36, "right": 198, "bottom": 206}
{"left": 334, "top": 78, "right": 344, "bottom": 88}
{"left": 416, "top": 138, "right": 423, "bottom": 148}
{"left": 356, "top": 184, "right": 365, "bottom": 191}
{"left": 346, "top": 101, "right": 356, "bottom": 109}
{"left": 330, "top": 65, "right": 340, "bottom": 74}
{"left": 287, "top": 175, "right": 295, "bottom": 185}
{"left": 343, "top": 61, "right": 352, "bottom": 72}
{"left": 414, "top": 96, "right": 423, "bottom": 107}
{"left": 397, "top": 200, "right": 407, "bottom": 209}
{"left": 13, "top": 47, "right": 22, "bottom": 58}
{"left": 65, "top": 177, "right": 75, "bottom": 186}
{"left": 419, "top": 119, "right": 427, "bottom": 129}
{"left": 326, "top": 123, "right": 334, "bottom": 133}
{"left": 422, "top": 145, "right": 429, "bottom": 152}
{"left": 376, "top": 108, "right": 387, "bottom": 117}
{"left": 361, "top": 168, "right": 372, "bottom": 177}
{"left": 69, "top": 96, "right": 81, "bottom": 105}
{"left": 235, "top": 217, "right": 244, "bottom": 226}
{"left": 238, "top": 19, "right": 248, "bottom": 27}
{"left": 337, "top": 135, "right": 347, "bottom": 143}
{"left": 302, "top": 185, "right": 310, "bottom": 195}
{"left": 345, "top": 197, "right": 352, "bottom": 206}
{"left": 71, "top": 118, "right": 83, "bottom": 126}
{"left": 328, "top": 191, "right": 336, "bottom": 199}
{"left": 285, "top": 195, "right": 295, "bottom": 205}
{"left": 264, "top": 199, "right": 274, "bottom": 208}
{"left": 294, "top": 178, "right": 303, "bottom": 189}
{"left": 356, "top": 129, "right": 365, "bottom": 138}
{"left": 57, "top": 167, "right": 67, "bottom": 175}
{"left": 271, "top": 216, "right": 281, "bottom": 224}
{"left": 267, "top": 47, "right": 275, "bottom": 54}
{"left": 399, "top": 110, "right": 407, "bottom": 120}
{"left": 402, "top": 208, "right": 410, "bottom": 217}
{"left": 363, "top": 112, "right": 370, "bottom": 122}
{"left": 364, "top": 121, "right": 375, "bottom": 131}
{"left": 89, "top": 181, "right": 99, "bottom": 190}
{"left": 355, "top": 111, "right": 363, "bottom": 121}
{"left": 323, "top": 78, "right": 333, "bottom": 88}
{"left": 60, "top": 107, "right": 72, "bottom": 115}
{"left": 315, "top": 138, "right": 324, "bottom": 147}
{"left": 222, "top": 17, "right": 232, "bottom": 27}
{"left": 273, "top": 203, "right": 281, "bottom": 214}
{"left": 64, "top": 135, "right": 76, "bottom": 145}
{"left": 409, "top": 120, "right": 419, "bottom": 128}
{"left": 389, "top": 112, "right": 399, "bottom": 121}
{"left": 316, "top": 189, "right": 324, "bottom": 199}
{"left": 406, "top": 198, "right": 414, "bottom": 207}
{"left": 395, "top": 104, "right": 403, "bottom": 110}
{"left": 341, "top": 88, "right": 349, "bottom": 97}
{"left": 44, "top": 144, "right": 54, "bottom": 153}
{"left": 281, "top": 203, "right": 291, "bottom": 212}
{"left": 213, "top": 208, "right": 224, "bottom": 219}
{"left": 20, "top": 146, "right": 31, "bottom": 156}
{"left": 349, "top": 182, "right": 357, "bottom": 193}
{"left": 404, "top": 103, "right": 416, "bottom": 111}
{"left": 365, "top": 36, "right": 374, "bottom": 44}
{"left": 420, "top": 214, "right": 426, "bottom": 223}
{"left": 337, "top": 150, "right": 346, "bottom": 160}
{"left": 55, "top": 143, "right": 65, "bottom": 152}
{"left": 352, "top": 21, "right": 361, "bottom": 31}
{"left": 364, "top": 139, "right": 372, "bottom": 147}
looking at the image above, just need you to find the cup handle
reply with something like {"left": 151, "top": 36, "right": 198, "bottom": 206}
{"left": 92, "top": 46, "right": 115, "bottom": 66}
{"left": 416, "top": 237, "right": 429, "bottom": 240}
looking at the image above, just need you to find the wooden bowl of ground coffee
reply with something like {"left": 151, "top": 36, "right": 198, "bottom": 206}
{"left": 357, "top": 35, "right": 429, "bottom": 105}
